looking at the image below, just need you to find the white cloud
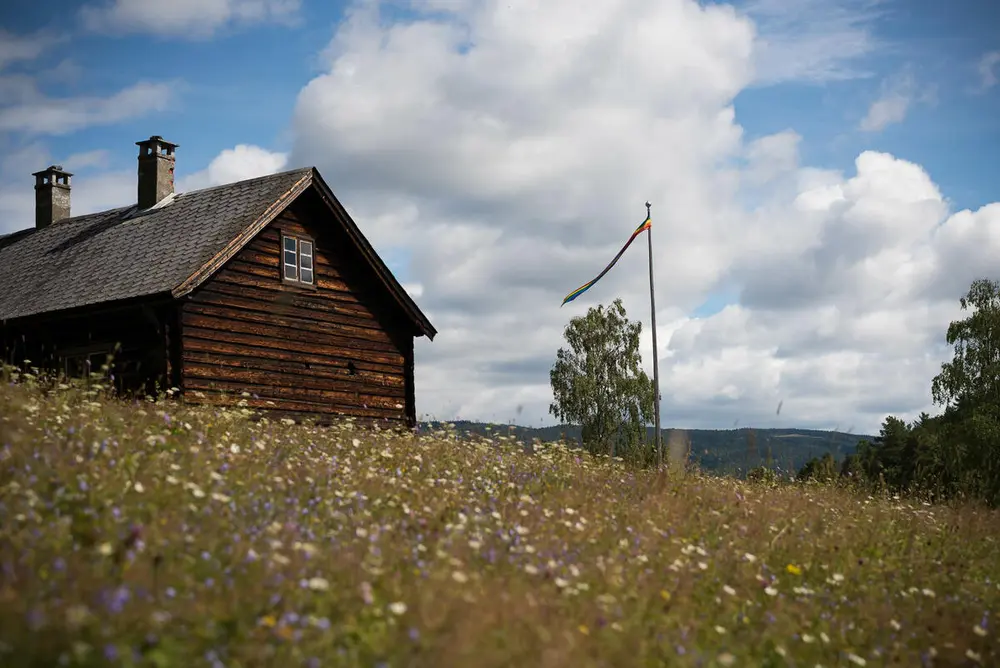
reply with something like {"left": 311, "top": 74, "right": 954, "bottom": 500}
{"left": 741, "top": 0, "right": 883, "bottom": 85}
{"left": 0, "top": 80, "right": 177, "bottom": 136}
{"left": 80, "top": 0, "right": 301, "bottom": 37}
{"left": 283, "top": 0, "right": 999, "bottom": 435}
{"left": 177, "top": 144, "right": 289, "bottom": 192}
{"left": 859, "top": 72, "right": 927, "bottom": 132}
{"left": 0, "top": 30, "right": 64, "bottom": 70}
{"left": 977, "top": 51, "right": 1000, "bottom": 91}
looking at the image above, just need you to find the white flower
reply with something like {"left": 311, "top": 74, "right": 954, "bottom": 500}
{"left": 847, "top": 653, "right": 866, "bottom": 666}
{"left": 452, "top": 571, "right": 469, "bottom": 584}
{"left": 765, "top": 586, "right": 778, "bottom": 596}
{"left": 133, "top": 482, "right": 145, "bottom": 493}
{"left": 307, "top": 577, "right": 330, "bottom": 591}
{"left": 723, "top": 585, "right": 736, "bottom": 596}
{"left": 388, "top": 601, "right": 407, "bottom": 615}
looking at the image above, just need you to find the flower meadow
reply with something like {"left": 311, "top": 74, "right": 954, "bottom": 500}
{"left": 1, "top": 373, "right": 999, "bottom": 667}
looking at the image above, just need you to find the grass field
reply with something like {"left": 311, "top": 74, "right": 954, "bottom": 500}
{"left": 1, "top": 372, "right": 999, "bottom": 667}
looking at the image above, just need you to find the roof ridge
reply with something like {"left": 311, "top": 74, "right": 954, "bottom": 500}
{"left": 174, "top": 166, "right": 313, "bottom": 199}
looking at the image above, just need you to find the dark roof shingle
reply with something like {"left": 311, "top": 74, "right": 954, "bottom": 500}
{"left": 0, "top": 168, "right": 311, "bottom": 321}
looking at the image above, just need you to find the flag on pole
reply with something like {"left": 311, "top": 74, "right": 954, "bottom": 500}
{"left": 561, "top": 214, "right": 651, "bottom": 306}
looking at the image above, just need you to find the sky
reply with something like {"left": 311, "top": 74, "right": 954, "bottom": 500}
{"left": 1, "top": 0, "right": 999, "bottom": 435}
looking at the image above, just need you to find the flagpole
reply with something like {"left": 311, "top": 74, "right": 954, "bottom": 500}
{"left": 646, "top": 202, "right": 662, "bottom": 467}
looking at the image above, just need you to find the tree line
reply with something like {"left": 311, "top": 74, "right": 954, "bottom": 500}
{"left": 551, "top": 279, "right": 1000, "bottom": 507}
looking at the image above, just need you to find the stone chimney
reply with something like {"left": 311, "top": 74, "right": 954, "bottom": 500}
{"left": 32, "top": 165, "right": 72, "bottom": 229}
{"left": 136, "top": 135, "right": 178, "bottom": 209}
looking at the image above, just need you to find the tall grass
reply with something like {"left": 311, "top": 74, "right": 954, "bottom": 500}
{"left": 1, "top": 368, "right": 998, "bottom": 666}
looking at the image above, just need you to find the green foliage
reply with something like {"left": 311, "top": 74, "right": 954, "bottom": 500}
{"left": 841, "top": 278, "right": 1000, "bottom": 506}
{"left": 746, "top": 465, "right": 780, "bottom": 487}
{"left": 932, "top": 278, "right": 1000, "bottom": 412}
{"left": 796, "top": 453, "right": 837, "bottom": 483}
{"left": 2, "top": 375, "right": 999, "bottom": 667}
{"left": 549, "top": 299, "right": 654, "bottom": 460}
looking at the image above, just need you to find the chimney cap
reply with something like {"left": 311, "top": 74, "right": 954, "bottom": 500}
{"left": 136, "top": 135, "right": 179, "bottom": 149}
{"left": 31, "top": 164, "right": 73, "bottom": 178}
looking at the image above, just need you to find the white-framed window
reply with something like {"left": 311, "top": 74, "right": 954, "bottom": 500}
{"left": 282, "top": 235, "right": 315, "bottom": 285}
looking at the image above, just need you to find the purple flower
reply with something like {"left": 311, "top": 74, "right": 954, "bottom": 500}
{"left": 101, "top": 585, "right": 131, "bottom": 614}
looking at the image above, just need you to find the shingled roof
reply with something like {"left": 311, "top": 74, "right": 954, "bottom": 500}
{"left": 0, "top": 168, "right": 436, "bottom": 339}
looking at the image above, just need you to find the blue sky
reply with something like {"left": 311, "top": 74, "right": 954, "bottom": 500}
{"left": 2, "top": 0, "right": 1000, "bottom": 430}
{"left": 2, "top": 0, "right": 998, "bottom": 210}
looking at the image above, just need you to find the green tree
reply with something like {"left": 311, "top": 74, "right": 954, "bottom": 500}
{"left": 549, "top": 299, "right": 654, "bottom": 461}
{"left": 931, "top": 278, "right": 1000, "bottom": 412}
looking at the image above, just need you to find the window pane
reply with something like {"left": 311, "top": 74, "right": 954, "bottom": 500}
{"left": 300, "top": 267, "right": 314, "bottom": 284}
{"left": 284, "top": 262, "right": 297, "bottom": 280}
{"left": 283, "top": 249, "right": 297, "bottom": 266}
{"left": 300, "top": 241, "right": 313, "bottom": 257}
{"left": 283, "top": 236, "right": 297, "bottom": 252}
{"left": 301, "top": 254, "right": 313, "bottom": 270}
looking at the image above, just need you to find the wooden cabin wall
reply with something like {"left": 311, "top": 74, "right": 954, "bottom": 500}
{"left": 1, "top": 303, "right": 170, "bottom": 397}
{"left": 180, "top": 193, "right": 415, "bottom": 427}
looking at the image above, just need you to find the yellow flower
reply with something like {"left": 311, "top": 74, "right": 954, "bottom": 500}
{"left": 578, "top": 625, "right": 590, "bottom": 635}
{"left": 786, "top": 564, "right": 802, "bottom": 576}
{"left": 260, "top": 615, "right": 277, "bottom": 628}
{"left": 660, "top": 589, "right": 671, "bottom": 602}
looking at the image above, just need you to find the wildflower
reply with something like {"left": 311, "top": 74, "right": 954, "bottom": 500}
{"left": 717, "top": 653, "right": 736, "bottom": 667}
{"left": 211, "top": 492, "right": 231, "bottom": 503}
{"left": 554, "top": 577, "right": 569, "bottom": 588}
{"left": 230, "top": 444, "right": 240, "bottom": 454}
{"left": 98, "top": 542, "right": 113, "bottom": 557}
{"left": 744, "top": 553, "right": 757, "bottom": 563}
{"left": 802, "top": 634, "right": 815, "bottom": 643}
{"left": 307, "top": 577, "right": 330, "bottom": 592}
{"left": 723, "top": 585, "right": 736, "bottom": 596}
{"left": 847, "top": 653, "right": 866, "bottom": 666}
{"left": 452, "top": 571, "right": 469, "bottom": 584}
{"left": 524, "top": 564, "right": 539, "bottom": 575}
{"left": 714, "top": 625, "right": 727, "bottom": 634}
{"left": 786, "top": 564, "right": 802, "bottom": 576}
{"left": 890, "top": 620, "right": 901, "bottom": 631}
{"left": 765, "top": 586, "right": 778, "bottom": 597}
{"left": 133, "top": 482, "right": 145, "bottom": 493}
{"left": 660, "top": 590, "right": 671, "bottom": 602}
{"left": 973, "top": 624, "right": 987, "bottom": 637}
{"left": 966, "top": 649, "right": 982, "bottom": 663}
{"left": 360, "top": 582, "right": 374, "bottom": 605}
{"left": 578, "top": 625, "right": 589, "bottom": 635}
{"left": 388, "top": 602, "right": 407, "bottom": 616}
{"left": 922, "top": 588, "right": 936, "bottom": 598}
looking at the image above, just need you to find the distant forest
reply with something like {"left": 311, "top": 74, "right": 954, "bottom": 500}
{"left": 417, "top": 420, "right": 869, "bottom": 477}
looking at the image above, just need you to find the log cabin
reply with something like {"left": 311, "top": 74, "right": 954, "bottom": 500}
{"left": 0, "top": 135, "right": 436, "bottom": 428}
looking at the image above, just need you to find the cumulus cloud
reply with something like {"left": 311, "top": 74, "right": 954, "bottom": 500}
{"left": 177, "top": 144, "right": 289, "bottom": 192}
{"left": 283, "top": 0, "right": 999, "bottom": 434}
{"left": 80, "top": 0, "right": 302, "bottom": 38}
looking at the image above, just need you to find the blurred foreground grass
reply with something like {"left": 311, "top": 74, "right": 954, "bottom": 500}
{"left": 1, "top": 372, "right": 999, "bottom": 667}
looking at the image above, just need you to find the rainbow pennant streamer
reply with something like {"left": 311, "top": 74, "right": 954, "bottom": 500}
{"left": 561, "top": 215, "right": 651, "bottom": 306}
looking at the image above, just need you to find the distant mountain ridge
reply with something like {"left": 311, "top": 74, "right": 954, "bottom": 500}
{"left": 417, "top": 420, "right": 872, "bottom": 476}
